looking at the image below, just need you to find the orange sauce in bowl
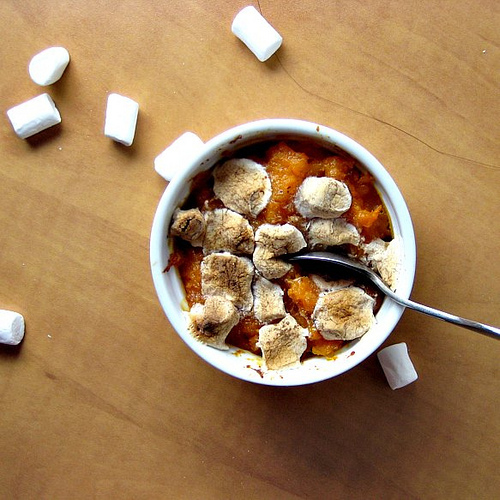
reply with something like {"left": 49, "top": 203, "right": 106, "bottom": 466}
{"left": 170, "top": 141, "right": 391, "bottom": 359}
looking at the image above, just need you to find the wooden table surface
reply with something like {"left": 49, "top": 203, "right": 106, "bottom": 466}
{"left": 1, "top": 1, "right": 499, "bottom": 498}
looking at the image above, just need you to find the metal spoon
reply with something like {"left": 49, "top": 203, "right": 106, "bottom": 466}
{"left": 288, "top": 251, "right": 500, "bottom": 340}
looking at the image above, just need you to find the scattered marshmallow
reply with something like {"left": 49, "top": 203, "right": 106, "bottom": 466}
{"left": 104, "top": 93, "right": 139, "bottom": 146}
{"left": 28, "top": 46, "right": 70, "bottom": 86}
{"left": 154, "top": 132, "right": 204, "bottom": 181}
{"left": 6, "top": 93, "right": 61, "bottom": 139}
{"left": 231, "top": 6, "right": 283, "bottom": 62}
{"left": 377, "top": 342, "right": 418, "bottom": 390}
{"left": 0, "top": 309, "right": 25, "bottom": 346}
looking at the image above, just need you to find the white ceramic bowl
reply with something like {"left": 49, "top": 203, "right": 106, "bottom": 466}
{"left": 150, "top": 119, "right": 416, "bottom": 386}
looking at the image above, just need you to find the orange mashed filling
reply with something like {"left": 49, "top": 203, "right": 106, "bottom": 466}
{"left": 170, "top": 141, "right": 391, "bottom": 359}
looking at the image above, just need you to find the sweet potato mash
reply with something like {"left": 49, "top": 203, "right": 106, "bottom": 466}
{"left": 168, "top": 141, "right": 393, "bottom": 361}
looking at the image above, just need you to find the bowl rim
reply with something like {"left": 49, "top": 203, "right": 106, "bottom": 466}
{"left": 150, "top": 118, "right": 416, "bottom": 386}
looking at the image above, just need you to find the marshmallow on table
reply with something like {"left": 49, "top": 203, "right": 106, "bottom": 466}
{"left": 0, "top": 310, "right": 25, "bottom": 346}
{"left": 104, "top": 93, "right": 139, "bottom": 146}
{"left": 29, "top": 46, "right": 70, "bottom": 86}
{"left": 377, "top": 342, "right": 418, "bottom": 390}
{"left": 154, "top": 132, "right": 205, "bottom": 181}
{"left": 232, "top": 6, "right": 283, "bottom": 62}
{"left": 6, "top": 93, "right": 61, "bottom": 139}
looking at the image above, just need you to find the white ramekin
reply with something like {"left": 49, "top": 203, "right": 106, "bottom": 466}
{"left": 150, "top": 119, "right": 416, "bottom": 386}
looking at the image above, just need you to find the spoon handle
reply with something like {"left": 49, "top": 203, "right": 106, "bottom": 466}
{"left": 383, "top": 288, "right": 500, "bottom": 340}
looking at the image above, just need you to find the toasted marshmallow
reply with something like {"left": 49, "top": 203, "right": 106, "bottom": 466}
{"left": 201, "top": 252, "right": 254, "bottom": 312}
{"left": 104, "top": 93, "right": 139, "bottom": 146}
{"left": 253, "top": 276, "right": 286, "bottom": 323}
{"left": 377, "top": 343, "right": 418, "bottom": 390}
{"left": 307, "top": 218, "right": 360, "bottom": 248}
{"left": 295, "top": 177, "right": 352, "bottom": 219}
{"left": 253, "top": 246, "right": 291, "bottom": 281}
{"left": 7, "top": 93, "right": 61, "bottom": 139}
{"left": 362, "top": 236, "right": 401, "bottom": 290}
{"left": 313, "top": 287, "right": 375, "bottom": 340}
{"left": 154, "top": 132, "right": 204, "bottom": 181}
{"left": 170, "top": 208, "right": 206, "bottom": 247}
{"left": 253, "top": 223, "right": 306, "bottom": 279}
{"left": 188, "top": 296, "right": 239, "bottom": 350}
{"left": 28, "top": 46, "right": 70, "bottom": 86}
{"left": 311, "top": 275, "right": 354, "bottom": 293}
{"left": 0, "top": 309, "right": 25, "bottom": 345}
{"left": 204, "top": 208, "right": 254, "bottom": 255}
{"left": 231, "top": 6, "right": 283, "bottom": 62}
{"left": 213, "top": 158, "right": 271, "bottom": 218}
{"left": 257, "top": 314, "right": 308, "bottom": 370}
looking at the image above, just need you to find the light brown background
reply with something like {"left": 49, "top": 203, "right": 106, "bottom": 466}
{"left": 1, "top": 1, "right": 499, "bottom": 498}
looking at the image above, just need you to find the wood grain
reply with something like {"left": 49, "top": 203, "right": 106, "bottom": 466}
{"left": 1, "top": 1, "right": 499, "bottom": 498}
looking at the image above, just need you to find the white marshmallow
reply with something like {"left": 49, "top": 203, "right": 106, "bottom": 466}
{"left": 377, "top": 342, "right": 418, "bottom": 390}
{"left": 104, "top": 93, "right": 139, "bottom": 146}
{"left": 154, "top": 132, "right": 205, "bottom": 181}
{"left": 0, "top": 309, "right": 25, "bottom": 346}
{"left": 6, "top": 93, "right": 61, "bottom": 139}
{"left": 231, "top": 6, "right": 283, "bottom": 62}
{"left": 28, "top": 46, "right": 70, "bottom": 86}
